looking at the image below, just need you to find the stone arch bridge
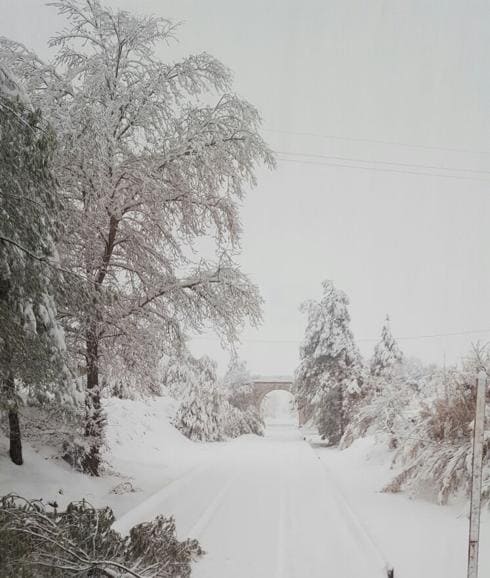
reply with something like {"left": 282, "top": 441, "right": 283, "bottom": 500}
{"left": 252, "top": 377, "right": 308, "bottom": 426}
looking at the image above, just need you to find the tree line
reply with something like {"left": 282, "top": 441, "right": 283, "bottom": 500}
{"left": 295, "top": 279, "right": 489, "bottom": 503}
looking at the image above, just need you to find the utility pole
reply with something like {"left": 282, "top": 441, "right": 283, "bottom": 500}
{"left": 467, "top": 370, "right": 487, "bottom": 578}
{"left": 443, "top": 350, "right": 448, "bottom": 401}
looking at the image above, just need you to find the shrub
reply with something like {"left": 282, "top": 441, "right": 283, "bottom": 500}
{"left": 383, "top": 379, "right": 489, "bottom": 504}
{"left": 222, "top": 403, "right": 264, "bottom": 438}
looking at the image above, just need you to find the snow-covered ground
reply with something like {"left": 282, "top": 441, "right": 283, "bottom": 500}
{"left": 0, "top": 397, "right": 209, "bottom": 517}
{"left": 1, "top": 398, "right": 489, "bottom": 578}
{"left": 115, "top": 423, "right": 385, "bottom": 578}
{"left": 313, "top": 436, "right": 490, "bottom": 578}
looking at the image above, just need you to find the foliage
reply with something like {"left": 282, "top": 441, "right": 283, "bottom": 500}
{"left": 340, "top": 364, "right": 418, "bottom": 449}
{"left": 345, "top": 341, "right": 490, "bottom": 504}
{"left": 174, "top": 355, "right": 263, "bottom": 441}
{"left": 0, "top": 67, "right": 67, "bottom": 396}
{"left": 0, "top": 0, "right": 271, "bottom": 384}
{"left": 0, "top": 0, "right": 272, "bottom": 472}
{"left": 174, "top": 357, "right": 224, "bottom": 442}
{"left": 0, "top": 65, "right": 75, "bottom": 465}
{"left": 0, "top": 494, "right": 202, "bottom": 577}
{"left": 383, "top": 362, "right": 489, "bottom": 504}
{"left": 160, "top": 347, "right": 208, "bottom": 400}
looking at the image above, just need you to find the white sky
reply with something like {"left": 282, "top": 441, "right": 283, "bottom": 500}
{"left": 3, "top": 0, "right": 490, "bottom": 375}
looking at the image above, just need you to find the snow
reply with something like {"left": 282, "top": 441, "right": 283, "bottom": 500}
{"left": 114, "top": 424, "right": 385, "bottom": 578}
{"left": 262, "top": 389, "right": 298, "bottom": 425}
{"left": 2, "top": 397, "right": 490, "bottom": 578}
{"left": 312, "top": 435, "right": 490, "bottom": 578}
{"left": 0, "top": 396, "right": 207, "bottom": 518}
{"left": 0, "top": 65, "right": 28, "bottom": 102}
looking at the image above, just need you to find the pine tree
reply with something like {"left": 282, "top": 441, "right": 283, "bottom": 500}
{"left": 370, "top": 315, "right": 403, "bottom": 377}
{"left": 0, "top": 66, "right": 69, "bottom": 465}
{"left": 295, "top": 280, "right": 362, "bottom": 444}
{"left": 343, "top": 317, "right": 405, "bottom": 448}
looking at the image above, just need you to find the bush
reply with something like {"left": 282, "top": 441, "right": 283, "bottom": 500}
{"left": 0, "top": 495, "right": 203, "bottom": 577}
{"left": 383, "top": 379, "right": 489, "bottom": 504}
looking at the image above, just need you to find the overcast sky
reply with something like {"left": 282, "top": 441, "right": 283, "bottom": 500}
{"left": 3, "top": 0, "right": 490, "bottom": 376}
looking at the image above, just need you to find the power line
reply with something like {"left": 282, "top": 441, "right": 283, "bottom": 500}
{"left": 192, "top": 327, "right": 490, "bottom": 345}
{"left": 275, "top": 149, "right": 490, "bottom": 176}
{"left": 276, "top": 155, "right": 490, "bottom": 183}
{"left": 265, "top": 127, "right": 490, "bottom": 157}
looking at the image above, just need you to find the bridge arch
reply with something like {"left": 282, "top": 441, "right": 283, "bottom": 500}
{"left": 252, "top": 379, "right": 307, "bottom": 426}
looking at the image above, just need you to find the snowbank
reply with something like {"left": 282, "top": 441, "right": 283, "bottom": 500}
{"left": 0, "top": 395, "right": 208, "bottom": 518}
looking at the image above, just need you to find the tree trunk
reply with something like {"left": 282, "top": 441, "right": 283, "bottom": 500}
{"left": 4, "top": 370, "right": 23, "bottom": 465}
{"left": 338, "top": 385, "right": 345, "bottom": 441}
{"left": 81, "top": 327, "right": 103, "bottom": 476}
{"left": 8, "top": 408, "right": 23, "bottom": 465}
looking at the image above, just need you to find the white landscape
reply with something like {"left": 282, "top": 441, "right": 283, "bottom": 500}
{"left": 1, "top": 395, "right": 489, "bottom": 577}
{"left": 1, "top": 1, "right": 490, "bottom": 577}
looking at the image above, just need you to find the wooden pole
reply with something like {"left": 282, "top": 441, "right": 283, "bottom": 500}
{"left": 467, "top": 371, "right": 487, "bottom": 578}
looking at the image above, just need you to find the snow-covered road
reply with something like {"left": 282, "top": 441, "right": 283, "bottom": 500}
{"left": 114, "top": 425, "right": 388, "bottom": 578}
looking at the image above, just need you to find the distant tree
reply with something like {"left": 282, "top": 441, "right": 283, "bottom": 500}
{"left": 223, "top": 357, "right": 255, "bottom": 410}
{"left": 370, "top": 315, "right": 403, "bottom": 377}
{"left": 0, "top": 66, "right": 69, "bottom": 465}
{"left": 0, "top": 0, "right": 273, "bottom": 474}
{"left": 222, "top": 357, "right": 264, "bottom": 435}
{"left": 295, "top": 280, "right": 362, "bottom": 444}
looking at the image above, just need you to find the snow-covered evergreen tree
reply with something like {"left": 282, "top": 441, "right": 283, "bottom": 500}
{"left": 222, "top": 402, "right": 264, "bottom": 438}
{"left": 0, "top": 65, "right": 70, "bottom": 465}
{"left": 295, "top": 280, "right": 362, "bottom": 444}
{"left": 174, "top": 357, "right": 224, "bottom": 442}
{"left": 341, "top": 316, "right": 405, "bottom": 448}
{"left": 0, "top": 0, "right": 273, "bottom": 473}
{"left": 370, "top": 315, "right": 403, "bottom": 377}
